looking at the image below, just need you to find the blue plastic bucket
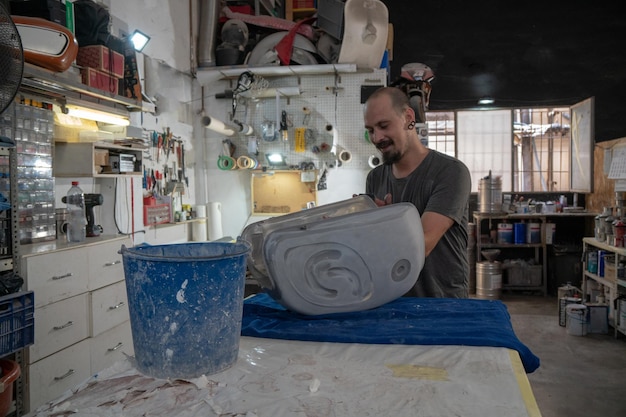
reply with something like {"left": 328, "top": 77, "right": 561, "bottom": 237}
{"left": 120, "top": 241, "right": 251, "bottom": 379}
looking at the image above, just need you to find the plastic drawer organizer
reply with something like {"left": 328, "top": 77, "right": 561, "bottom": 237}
{"left": 242, "top": 196, "right": 426, "bottom": 315}
{"left": 0, "top": 291, "right": 35, "bottom": 357}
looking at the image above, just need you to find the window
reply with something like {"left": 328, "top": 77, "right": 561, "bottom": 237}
{"left": 512, "top": 107, "right": 571, "bottom": 192}
{"left": 425, "top": 111, "right": 455, "bottom": 157}
{"left": 457, "top": 110, "right": 512, "bottom": 193}
{"left": 425, "top": 103, "right": 588, "bottom": 193}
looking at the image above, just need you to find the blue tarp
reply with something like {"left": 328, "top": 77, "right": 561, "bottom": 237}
{"left": 241, "top": 293, "right": 540, "bottom": 373}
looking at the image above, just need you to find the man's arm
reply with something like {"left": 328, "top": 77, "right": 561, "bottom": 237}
{"left": 421, "top": 211, "right": 454, "bottom": 257}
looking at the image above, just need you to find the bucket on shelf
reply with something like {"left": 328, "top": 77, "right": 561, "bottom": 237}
{"left": 478, "top": 175, "right": 502, "bottom": 213}
{"left": 513, "top": 223, "right": 526, "bottom": 244}
{"left": 120, "top": 241, "right": 251, "bottom": 379}
{"left": 476, "top": 260, "right": 502, "bottom": 300}
{"left": 566, "top": 304, "right": 588, "bottom": 336}
{"left": 497, "top": 223, "right": 513, "bottom": 244}
{"left": 526, "top": 223, "right": 541, "bottom": 243}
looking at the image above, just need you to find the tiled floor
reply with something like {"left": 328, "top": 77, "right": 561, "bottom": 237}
{"left": 501, "top": 294, "right": 626, "bottom": 417}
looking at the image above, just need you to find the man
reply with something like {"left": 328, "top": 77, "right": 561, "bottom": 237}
{"left": 364, "top": 87, "right": 471, "bottom": 298}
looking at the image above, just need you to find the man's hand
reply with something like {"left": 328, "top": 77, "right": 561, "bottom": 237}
{"left": 374, "top": 193, "right": 392, "bottom": 207}
{"left": 352, "top": 193, "right": 392, "bottom": 206}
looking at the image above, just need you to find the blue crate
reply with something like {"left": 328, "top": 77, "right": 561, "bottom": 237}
{"left": 0, "top": 291, "right": 34, "bottom": 357}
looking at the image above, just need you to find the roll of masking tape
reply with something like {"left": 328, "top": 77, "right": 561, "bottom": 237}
{"left": 237, "top": 155, "right": 253, "bottom": 169}
{"left": 337, "top": 148, "right": 352, "bottom": 164}
{"left": 368, "top": 154, "right": 382, "bottom": 168}
{"left": 218, "top": 155, "right": 237, "bottom": 170}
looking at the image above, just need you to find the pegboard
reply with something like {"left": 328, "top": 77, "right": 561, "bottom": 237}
{"left": 208, "top": 69, "right": 388, "bottom": 172}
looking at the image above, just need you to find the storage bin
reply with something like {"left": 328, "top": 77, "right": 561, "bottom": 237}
{"left": 0, "top": 291, "right": 35, "bottom": 357}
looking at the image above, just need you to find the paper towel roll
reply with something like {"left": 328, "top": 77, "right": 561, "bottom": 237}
{"left": 207, "top": 202, "right": 223, "bottom": 241}
{"left": 192, "top": 205, "right": 208, "bottom": 241}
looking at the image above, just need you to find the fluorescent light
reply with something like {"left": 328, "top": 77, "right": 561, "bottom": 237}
{"left": 65, "top": 107, "right": 130, "bottom": 126}
{"left": 478, "top": 97, "right": 495, "bottom": 105}
{"left": 130, "top": 29, "right": 150, "bottom": 52}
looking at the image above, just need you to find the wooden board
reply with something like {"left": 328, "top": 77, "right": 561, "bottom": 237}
{"left": 251, "top": 170, "right": 317, "bottom": 215}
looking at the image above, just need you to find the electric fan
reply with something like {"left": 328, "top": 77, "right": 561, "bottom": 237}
{"left": 0, "top": 3, "right": 24, "bottom": 116}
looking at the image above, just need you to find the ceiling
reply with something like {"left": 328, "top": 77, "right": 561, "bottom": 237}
{"left": 383, "top": 0, "right": 626, "bottom": 142}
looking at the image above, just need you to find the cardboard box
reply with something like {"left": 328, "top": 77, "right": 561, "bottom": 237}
{"left": 80, "top": 67, "right": 120, "bottom": 95}
{"left": 76, "top": 45, "right": 124, "bottom": 78}
{"left": 93, "top": 149, "right": 109, "bottom": 167}
{"left": 504, "top": 264, "right": 542, "bottom": 286}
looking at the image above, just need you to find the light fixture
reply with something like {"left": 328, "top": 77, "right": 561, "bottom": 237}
{"left": 64, "top": 106, "right": 130, "bottom": 126}
{"left": 266, "top": 153, "right": 286, "bottom": 166}
{"left": 130, "top": 29, "right": 150, "bottom": 52}
{"left": 478, "top": 97, "right": 495, "bottom": 105}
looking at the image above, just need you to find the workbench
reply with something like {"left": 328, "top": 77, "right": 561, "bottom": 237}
{"left": 27, "top": 295, "right": 542, "bottom": 417}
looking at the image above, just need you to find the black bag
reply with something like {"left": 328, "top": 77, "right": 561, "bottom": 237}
{"left": 0, "top": 271, "right": 24, "bottom": 296}
{"left": 73, "top": 0, "right": 111, "bottom": 46}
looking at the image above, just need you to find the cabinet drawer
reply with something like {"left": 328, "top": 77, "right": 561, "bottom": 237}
{"left": 22, "top": 248, "right": 89, "bottom": 308}
{"left": 88, "top": 238, "right": 130, "bottom": 290}
{"left": 28, "top": 339, "right": 91, "bottom": 411}
{"left": 90, "top": 321, "right": 134, "bottom": 374}
{"left": 29, "top": 294, "right": 90, "bottom": 363}
{"left": 90, "top": 281, "right": 130, "bottom": 337}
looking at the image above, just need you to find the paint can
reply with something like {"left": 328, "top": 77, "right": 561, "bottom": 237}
{"left": 497, "top": 223, "right": 513, "bottom": 244}
{"left": 513, "top": 223, "right": 526, "bottom": 244}
{"left": 598, "top": 250, "right": 607, "bottom": 277}
{"left": 619, "top": 299, "right": 626, "bottom": 332}
{"left": 566, "top": 304, "right": 588, "bottom": 336}
{"left": 559, "top": 296, "right": 581, "bottom": 327}
{"left": 587, "top": 251, "right": 598, "bottom": 274}
{"left": 478, "top": 176, "right": 502, "bottom": 213}
{"left": 476, "top": 261, "right": 502, "bottom": 300}
{"left": 526, "top": 223, "right": 541, "bottom": 243}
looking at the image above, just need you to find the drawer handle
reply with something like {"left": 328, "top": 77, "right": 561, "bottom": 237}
{"left": 53, "top": 321, "right": 74, "bottom": 330}
{"left": 104, "top": 260, "right": 122, "bottom": 267}
{"left": 108, "top": 302, "right": 125, "bottom": 310}
{"left": 108, "top": 342, "right": 124, "bottom": 352}
{"left": 54, "top": 369, "right": 75, "bottom": 381}
{"left": 51, "top": 273, "right": 73, "bottom": 281}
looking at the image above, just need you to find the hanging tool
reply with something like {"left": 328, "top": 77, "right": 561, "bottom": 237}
{"left": 280, "top": 110, "right": 288, "bottom": 142}
{"left": 181, "top": 144, "right": 189, "bottom": 187}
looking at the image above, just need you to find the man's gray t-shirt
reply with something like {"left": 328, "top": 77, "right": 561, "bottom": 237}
{"left": 366, "top": 150, "right": 471, "bottom": 298}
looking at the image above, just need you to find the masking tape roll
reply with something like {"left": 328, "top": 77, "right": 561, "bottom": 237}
{"left": 338, "top": 149, "right": 352, "bottom": 164}
{"left": 237, "top": 155, "right": 253, "bottom": 169}
{"left": 368, "top": 154, "right": 382, "bottom": 168}
{"left": 218, "top": 155, "right": 237, "bottom": 170}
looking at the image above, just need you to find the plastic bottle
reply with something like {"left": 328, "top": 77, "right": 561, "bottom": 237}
{"left": 65, "top": 181, "right": 86, "bottom": 243}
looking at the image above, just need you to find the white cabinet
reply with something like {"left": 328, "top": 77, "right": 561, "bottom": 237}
{"left": 581, "top": 237, "right": 626, "bottom": 337}
{"left": 20, "top": 235, "right": 133, "bottom": 412}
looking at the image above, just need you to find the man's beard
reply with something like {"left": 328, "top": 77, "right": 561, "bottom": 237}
{"left": 382, "top": 148, "right": 402, "bottom": 165}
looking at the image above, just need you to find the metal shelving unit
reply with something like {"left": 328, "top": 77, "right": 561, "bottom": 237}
{"left": 473, "top": 212, "right": 548, "bottom": 295}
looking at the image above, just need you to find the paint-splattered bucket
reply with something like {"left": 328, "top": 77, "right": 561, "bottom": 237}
{"left": 120, "top": 241, "right": 250, "bottom": 379}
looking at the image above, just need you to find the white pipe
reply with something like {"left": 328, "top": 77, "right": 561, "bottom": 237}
{"left": 202, "top": 116, "right": 236, "bottom": 136}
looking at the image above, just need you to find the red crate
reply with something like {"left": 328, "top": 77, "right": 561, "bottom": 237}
{"left": 76, "top": 45, "right": 124, "bottom": 78}
{"left": 80, "top": 67, "right": 120, "bottom": 95}
{"left": 0, "top": 291, "right": 35, "bottom": 357}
